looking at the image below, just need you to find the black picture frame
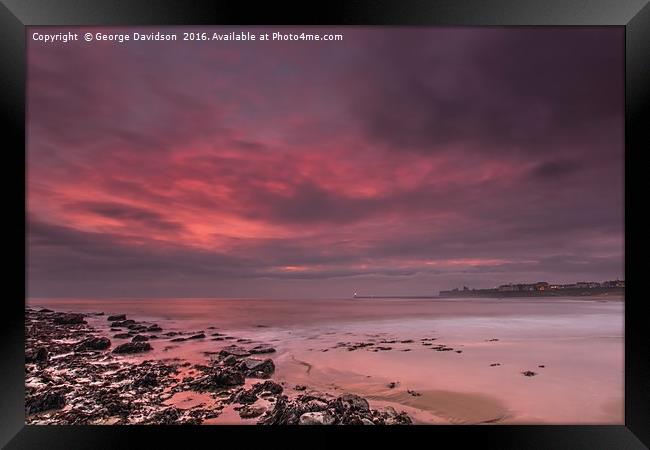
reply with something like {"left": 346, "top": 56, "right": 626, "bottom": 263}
{"left": 1, "top": 0, "right": 648, "bottom": 448}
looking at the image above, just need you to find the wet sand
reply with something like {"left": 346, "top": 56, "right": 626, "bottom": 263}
{"left": 28, "top": 296, "right": 624, "bottom": 424}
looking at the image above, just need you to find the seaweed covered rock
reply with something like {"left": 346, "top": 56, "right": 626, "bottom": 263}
{"left": 113, "top": 342, "right": 152, "bottom": 354}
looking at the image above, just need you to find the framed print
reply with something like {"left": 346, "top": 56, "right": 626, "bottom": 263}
{"left": 1, "top": 0, "right": 648, "bottom": 448}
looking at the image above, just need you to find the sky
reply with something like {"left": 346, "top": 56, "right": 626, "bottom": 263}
{"left": 27, "top": 27, "right": 624, "bottom": 298}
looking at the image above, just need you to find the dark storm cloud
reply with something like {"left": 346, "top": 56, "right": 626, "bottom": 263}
{"left": 349, "top": 28, "right": 622, "bottom": 157}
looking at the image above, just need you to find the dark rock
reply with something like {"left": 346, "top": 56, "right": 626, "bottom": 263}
{"left": 113, "top": 333, "right": 131, "bottom": 339}
{"left": 258, "top": 395, "right": 300, "bottom": 425}
{"left": 170, "top": 337, "right": 186, "bottom": 342}
{"left": 294, "top": 385, "right": 307, "bottom": 391}
{"left": 219, "top": 346, "right": 250, "bottom": 357}
{"left": 38, "top": 308, "right": 53, "bottom": 313}
{"left": 131, "top": 335, "right": 149, "bottom": 342}
{"left": 211, "top": 367, "right": 245, "bottom": 387}
{"left": 53, "top": 313, "right": 85, "bottom": 325}
{"left": 111, "top": 320, "right": 135, "bottom": 327}
{"left": 387, "top": 382, "right": 398, "bottom": 389}
{"left": 113, "top": 342, "right": 152, "bottom": 354}
{"left": 147, "top": 325, "right": 162, "bottom": 332}
{"left": 76, "top": 337, "right": 111, "bottom": 351}
{"left": 26, "top": 347, "right": 49, "bottom": 364}
{"left": 233, "top": 388, "right": 258, "bottom": 404}
{"left": 249, "top": 345, "right": 276, "bottom": 354}
{"left": 374, "top": 406, "right": 413, "bottom": 425}
{"left": 522, "top": 371, "right": 537, "bottom": 377}
{"left": 145, "top": 407, "right": 181, "bottom": 425}
{"left": 239, "top": 405, "right": 266, "bottom": 419}
{"left": 221, "top": 355, "right": 238, "bottom": 366}
{"left": 133, "top": 372, "right": 159, "bottom": 388}
{"left": 107, "top": 314, "right": 126, "bottom": 321}
{"left": 188, "top": 333, "right": 205, "bottom": 340}
{"left": 252, "top": 380, "right": 283, "bottom": 395}
{"left": 490, "top": 363, "right": 501, "bottom": 367}
{"left": 407, "top": 390, "right": 421, "bottom": 397}
{"left": 332, "top": 393, "right": 370, "bottom": 412}
{"left": 26, "top": 391, "right": 66, "bottom": 414}
{"left": 239, "top": 358, "right": 275, "bottom": 378}
{"left": 538, "top": 365, "right": 545, "bottom": 368}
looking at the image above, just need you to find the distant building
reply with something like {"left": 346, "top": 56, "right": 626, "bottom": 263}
{"left": 498, "top": 284, "right": 517, "bottom": 292}
{"left": 534, "top": 282, "right": 549, "bottom": 291}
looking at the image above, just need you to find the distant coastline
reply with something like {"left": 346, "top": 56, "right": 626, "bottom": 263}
{"left": 353, "top": 279, "right": 625, "bottom": 299}
{"left": 352, "top": 289, "right": 624, "bottom": 299}
{"left": 436, "top": 287, "right": 624, "bottom": 299}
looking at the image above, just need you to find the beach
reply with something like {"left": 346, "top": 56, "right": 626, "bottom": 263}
{"left": 25, "top": 297, "right": 624, "bottom": 425}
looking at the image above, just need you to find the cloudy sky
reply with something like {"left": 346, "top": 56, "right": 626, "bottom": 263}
{"left": 27, "top": 27, "right": 624, "bottom": 298}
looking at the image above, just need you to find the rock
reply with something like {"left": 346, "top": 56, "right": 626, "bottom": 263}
{"left": 538, "top": 365, "right": 545, "bottom": 368}
{"left": 145, "top": 407, "right": 181, "bottom": 425}
{"left": 522, "top": 371, "right": 537, "bottom": 377}
{"left": 76, "top": 337, "right": 111, "bottom": 351}
{"left": 147, "top": 325, "right": 162, "bottom": 332}
{"left": 252, "top": 380, "right": 283, "bottom": 395}
{"left": 294, "top": 385, "right": 307, "bottom": 391}
{"left": 211, "top": 367, "right": 245, "bottom": 387}
{"left": 188, "top": 333, "right": 205, "bottom": 340}
{"left": 111, "top": 320, "right": 136, "bottom": 327}
{"left": 133, "top": 372, "right": 159, "bottom": 388}
{"left": 456, "top": 350, "right": 463, "bottom": 353}
{"left": 234, "top": 388, "right": 258, "bottom": 404}
{"left": 299, "top": 411, "right": 335, "bottom": 425}
{"left": 221, "top": 354, "right": 238, "bottom": 366}
{"left": 249, "top": 345, "right": 276, "bottom": 354}
{"left": 219, "top": 345, "right": 250, "bottom": 357}
{"left": 258, "top": 395, "right": 298, "bottom": 425}
{"left": 377, "top": 406, "right": 413, "bottom": 425}
{"left": 239, "top": 358, "right": 275, "bottom": 378}
{"left": 38, "top": 308, "right": 53, "bottom": 313}
{"left": 113, "top": 342, "right": 152, "bottom": 354}
{"left": 490, "top": 363, "right": 501, "bottom": 367}
{"left": 113, "top": 333, "right": 132, "bottom": 339}
{"left": 26, "top": 391, "right": 66, "bottom": 414}
{"left": 239, "top": 405, "right": 266, "bottom": 419}
{"left": 400, "top": 340, "right": 414, "bottom": 343}
{"left": 131, "top": 335, "right": 149, "bottom": 342}
{"left": 407, "top": 389, "right": 421, "bottom": 397}
{"left": 128, "top": 324, "right": 147, "bottom": 331}
{"left": 107, "top": 314, "right": 126, "bottom": 321}
{"left": 26, "top": 347, "right": 49, "bottom": 364}
{"left": 53, "top": 313, "right": 85, "bottom": 325}
{"left": 361, "top": 418, "right": 375, "bottom": 425}
{"left": 387, "top": 382, "right": 398, "bottom": 389}
{"left": 333, "top": 394, "right": 369, "bottom": 412}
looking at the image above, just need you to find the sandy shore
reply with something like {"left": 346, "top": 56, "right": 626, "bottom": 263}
{"left": 26, "top": 297, "right": 624, "bottom": 424}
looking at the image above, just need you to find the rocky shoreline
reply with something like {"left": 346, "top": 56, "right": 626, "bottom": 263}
{"left": 25, "top": 307, "right": 412, "bottom": 425}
